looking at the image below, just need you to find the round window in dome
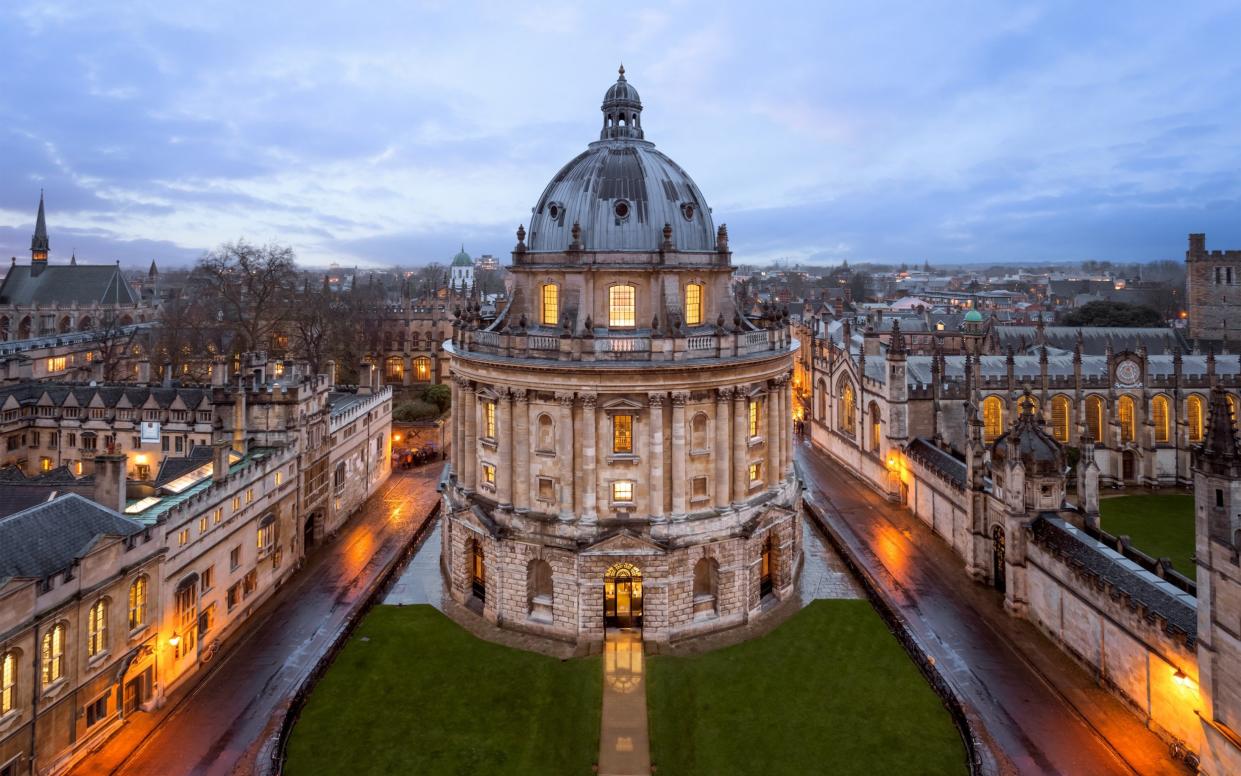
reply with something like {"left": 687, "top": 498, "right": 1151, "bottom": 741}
{"left": 614, "top": 200, "right": 630, "bottom": 221}
{"left": 547, "top": 202, "right": 562, "bottom": 222}
{"left": 681, "top": 203, "right": 695, "bottom": 221}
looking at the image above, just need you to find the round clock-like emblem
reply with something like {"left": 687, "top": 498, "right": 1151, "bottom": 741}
{"left": 1116, "top": 360, "right": 1140, "bottom": 385}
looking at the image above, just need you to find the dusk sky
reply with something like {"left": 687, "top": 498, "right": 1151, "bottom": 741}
{"left": 0, "top": 1, "right": 1238, "bottom": 268}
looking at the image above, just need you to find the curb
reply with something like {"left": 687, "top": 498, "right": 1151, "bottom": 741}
{"left": 260, "top": 498, "right": 442, "bottom": 775}
{"left": 802, "top": 495, "right": 998, "bottom": 776}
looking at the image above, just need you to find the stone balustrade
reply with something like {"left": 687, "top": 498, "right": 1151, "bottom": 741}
{"left": 449, "top": 325, "right": 792, "bottom": 364}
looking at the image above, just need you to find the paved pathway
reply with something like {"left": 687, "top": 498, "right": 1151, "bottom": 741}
{"left": 66, "top": 465, "right": 443, "bottom": 776}
{"left": 796, "top": 441, "right": 1189, "bottom": 776}
{"left": 598, "top": 629, "right": 651, "bottom": 776}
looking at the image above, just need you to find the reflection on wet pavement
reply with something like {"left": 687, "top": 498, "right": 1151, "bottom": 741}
{"left": 599, "top": 629, "right": 651, "bottom": 776}
{"left": 384, "top": 521, "right": 443, "bottom": 608}
{"left": 799, "top": 516, "right": 864, "bottom": 603}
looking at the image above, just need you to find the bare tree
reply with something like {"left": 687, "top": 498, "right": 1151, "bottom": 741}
{"left": 91, "top": 314, "right": 142, "bottom": 382}
{"left": 195, "top": 240, "right": 298, "bottom": 353}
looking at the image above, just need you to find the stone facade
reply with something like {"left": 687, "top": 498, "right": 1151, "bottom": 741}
{"left": 441, "top": 69, "right": 802, "bottom": 647}
{"left": 1186, "top": 233, "right": 1241, "bottom": 343}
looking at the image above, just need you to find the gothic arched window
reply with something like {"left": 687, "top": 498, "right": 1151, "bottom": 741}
{"left": 1086, "top": 395, "right": 1106, "bottom": 443}
{"left": 837, "top": 378, "right": 856, "bottom": 436}
{"left": 1187, "top": 394, "right": 1205, "bottom": 442}
{"left": 1050, "top": 395, "right": 1071, "bottom": 443}
{"left": 1151, "top": 395, "right": 1170, "bottom": 443}
{"left": 982, "top": 396, "right": 1004, "bottom": 443}
{"left": 1117, "top": 395, "right": 1136, "bottom": 443}
{"left": 868, "top": 402, "right": 881, "bottom": 453}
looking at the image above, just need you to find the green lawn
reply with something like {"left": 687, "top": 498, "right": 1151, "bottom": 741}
{"left": 1100, "top": 494, "right": 1196, "bottom": 580}
{"left": 647, "top": 599, "right": 967, "bottom": 776}
{"left": 286, "top": 605, "right": 601, "bottom": 776}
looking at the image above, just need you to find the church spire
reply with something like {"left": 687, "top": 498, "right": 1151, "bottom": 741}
{"left": 31, "top": 190, "right": 49, "bottom": 263}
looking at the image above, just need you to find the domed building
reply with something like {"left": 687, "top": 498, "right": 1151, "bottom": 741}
{"left": 441, "top": 67, "right": 801, "bottom": 645}
{"left": 450, "top": 246, "right": 474, "bottom": 292}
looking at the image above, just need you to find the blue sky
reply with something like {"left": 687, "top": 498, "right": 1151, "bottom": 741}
{"left": 0, "top": 1, "right": 1238, "bottom": 268}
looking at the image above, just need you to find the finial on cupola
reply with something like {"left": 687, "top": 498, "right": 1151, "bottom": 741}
{"left": 570, "top": 221, "right": 582, "bottom": 251}
{"left": 661, "top": 222, "right": 673, "bottom": 251}
{"left": 717, "top": 224, "right": 729, "bottom": 252}
{"left": 515, "top": 224, "right": 527, "bottom": 253}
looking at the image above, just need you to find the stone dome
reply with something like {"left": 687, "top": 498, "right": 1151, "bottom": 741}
{"left": 525, "top": 68, "right": 717, "bottom": 254}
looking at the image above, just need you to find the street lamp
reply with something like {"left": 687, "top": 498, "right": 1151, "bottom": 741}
{"left": 168, "top": 632, "right": 181, "bottom": 648}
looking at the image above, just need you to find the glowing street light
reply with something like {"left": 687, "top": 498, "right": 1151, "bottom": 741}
{"left": 168, "top": 632, "right": 182, "bottom": 648}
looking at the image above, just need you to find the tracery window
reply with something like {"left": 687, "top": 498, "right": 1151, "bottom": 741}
{"left": 982, "top": 396, "right": 1003, "bottom": 443}
{"left": 1117, "top": 395, "right": 1136, "bottom": 443}
{"left": 685, "top": 283, "right": 703, "bottom": 326}
{"left": 838, "top": 379, "right": 856, "bottom": 436}
{"left": 1086, "top": 395, "right": 1106, "bottom": 443}
{"left": 128, "top": 576, "right": 148, "bottom": 630}
{"left": 175, "top": 583, "right": 197, "bottom": 660}
{"left": 413, "top": 356, "right": 431, "bottom": 382}
{"left": 1151, "top": 395, "right": 1170, "bottom": 443}
{"left": 1051, "top": 395, "right": 1071, "bottom": 443}
{"left": 613, "top": 414, "right": 633, "bottom": 454}
{"left": 541, "top": 284, "right": 558, "bottom": 326}
{"left": 384, "top": 357, "right": 403, "bottom": 381}
{"left": 1228, "top": 394, "right": 1239, "bottom": 425}
{"left": 1188, "top": 394, "right": 1205, "bottom": 442}
{"left": 41, "top": 624, "right": 65, "bottom": 684}
{"left": 608, "top": 285, "right": 636, "bottom": 328}
{"left": 868, "top": 402, "right": 881, "bottom": 453}
{"left": 87, "top": 600, "right": 108, "bottom": 657}
{"left": 1, "top": 650, "right": 15, "bottom": 714}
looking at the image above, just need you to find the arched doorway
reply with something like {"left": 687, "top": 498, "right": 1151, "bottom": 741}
{"left": 991, "top": 525, "right": 1006, "bottom": 594}
{"left": 470, "top": 541, "right": 486, "bottom": 603}
{"left": 1122, "top": 450, "right": 1135, "bottom": 482}
{"left": 760, "top": 537, "right": 775, "bottom": 599}
{"left": 604, "top": 563, "right": 642, "bottom": 629}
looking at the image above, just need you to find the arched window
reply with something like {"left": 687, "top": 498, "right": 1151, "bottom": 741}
{"left": 88, "top": 600, "right": 108, "bottom": 657}
{"left": 1117, "top": 395, "right": 1136, "bottom": 443}
{"left": 1051, "top": 395, "right": 1071, "bottom": 443}
{"left": 18, "top": 316, "right": 32, "bottom": 339}
{"left": 685, "top": 283, "right": 703, "bottom": 326}
{"left": 333, "top": 462, "right": 346, "bottom": 493}
{"left": 691, "top": 412, "right": 709, "bottom": 451}
{"left": 410, "top": 331, "right": 421, "bottom": 350}
{"left": 982, "top": 396, "right": 1004, "bottom": 443}
{"left": 384, "top": 356, "right": 403, "bottom": 381}
{"left": 608, "top": 285, "right": 636, "bottom": 328}
{"left": 1228, "top": 394, "right": 1239, "bottom": 425}
{"left": 1, "top": 650, "right": 16, "bottom": 714}
{"left": 1188, "top": 394, "right": 1205, "bottom": 442}
{"left": 413, "top": 356, "right": 431, "bottom": 382}
{"left": 527, "top": 559, "right": 553, "bottom": 619}
{"left": 129, "top": 576, "right": 148, "bottom": 630}
{"left": 58, "top": 315, "right": 71, "bottom": 333}
{"left": 868, "top": 402, "right": 881, "bottom": 453}
{"left": 41, "top": 624, "right": 65, "bottom": 684}
{"left": 469, "top": 540, "right": 486, "bottom": 602}
{"left": 816, "top": 379, "right": 827, "bottom": 421}
{"left": 174, "top": 579, "right": 197, "bottom": 660}
{"left": 837, "top": 378, "right": 856, "bottom": 436}
{"left": 1151, "top": 395, "right": 1170, "bottom": 444}
{"left": 536, "top": 413, "right": 555, "bottom": 452}
{"left": 693, "top": 557, "right": 719, "bottom": 617}
{"left": 1086, "top": 395, "right": 1106, "bottom": 443}
{"left": 541, "top": 284, "right": 558, "bottom": 326}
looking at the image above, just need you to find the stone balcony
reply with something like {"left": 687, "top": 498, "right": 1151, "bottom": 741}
{"left": 448, "top": 324, "right": 793, "bottom": 365}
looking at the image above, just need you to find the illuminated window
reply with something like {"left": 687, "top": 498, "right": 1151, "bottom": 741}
{"left": 41, "top": 624, "right": 65, "bottom": 684}
{"left": 613, "top": 414, "right": 634, "bottom": 454}
{"left": 982, "top": 396, "right": 1004, "bottom": 443}
{"left": 384, "top": 357, "right": 403, "bottom": 381}
{"left": 749, "top": 399, "right": 760, "bottom": 438}
{"left": 1086, "top": 395, "right": 1105, "bottom": 443}
{"left": 232, "top": 496, "right": 241, "bottom": 511}
{"left": 246, "top": 487, "right": 254, "bottom": 504}
{"left": 749, "top": 462, "right": 762, "bottom": 482}
{"left": 1152, "top": 395, "right": 1170, "bottom": 443}
{"left": 1188, "top": 395, "right": 1205, "bottom": 442}
{"left": 46, "top": 356, "right": 67, "bottom": 372}
{"left": 413, "top": 356, "right": 431, "bottom": 381}
{"left": 484, "top": 401, "right": 496, "bottom": 439}
{"left": 1117, "top": 395, "right": 1135, "bottom": 443}
{"left": 199, "top": 516, "right": 208, "bottom": 533}
{"left": 685, "top": 283, "right": 703, "bottom": 326}
{"left": 257, "top": 523, "right": 274, "bottom": 555}
{"left": 482, "top": 463, "right": 496, "bottom": 485}
{"left": 608, "top": 285, "right": 636, "bottom": 328}
{"left": 1051, "top": 395, "right": 1071, "bottom": 443}
{"left": 87, "top": 600, "right": 107, "bottom": 657}
{"left": 541, "top": 284, "right": 559, "bottom": 326}
{"left": 128, "top": 576, "right": 147, "bottom": 630}
{"left": 178, "top": 528, "right": 189, "bottom": 547}
{"left": 612, "top": 480, "right": 634, "bottom": 502}
{"left": 275, "top": 471, "right": 283, "bottom": 487}
{"left": 1, "top": 651, "right": 14, "bottom": 714}
{"left": 1228, "top": 394, "right": 1239, "bottom": 424}
{"left": 837, "top": 379, "right": 856, "bottom": 436}
{"left": 174, "top": 584, "right": 197, "bottom": 660}
{"left": 868, "top": 402, "right": 881, "bottom": 452}
{"left": 214, "top": 508, "right": 223, "bottom": 524}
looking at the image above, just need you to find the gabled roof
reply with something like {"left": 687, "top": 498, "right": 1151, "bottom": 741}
{"left": 0, "top": 493, "right": 144, "bottom": 586}
{"left": 0, "top": 263, "right": 140, "bottom": 307}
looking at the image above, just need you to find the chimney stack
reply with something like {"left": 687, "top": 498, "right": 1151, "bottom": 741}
{"left": 162, "top": 361, "right": 173, "bottom": 388}
{"left": 358, "top": 363, "right": 374, "bottom": 395}
{"left": 212, "top": 356, "right": 229, "bottom": 387}
{"left": 92, "top": 453, "right": 127, "bottom": 514}
{"left": 212, "top": 440, "right": 231, "bottom": 483}
{"left": 137, "top": 359, "right": 151, "bottom": 384}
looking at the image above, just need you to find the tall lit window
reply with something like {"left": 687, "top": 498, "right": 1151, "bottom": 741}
{"left": 1117, "top": 395, "right": 1136, "bottom": 443}
{"left": 1188, "top": 395, "right": 1205, "bottom": 442}
{"left": 175, "top": 584, "right": 197, "bottom": 660}
{"left": 685, "top": 283, "right": 703, "bottom": 326}
{"left": 1, "top": 651, "right": 15, "bottom": 714}
{"left": 869, "top": 402, "right": 881, "bottom": 452}
{"left": 88, "top": 600, "right": 107, "bottom": 657}
{"left": 1151, "top": 395, "right": 1170, "bottom": 443}
{"left": 1051, "top": 395, "right": 1071, "bottom": 443}
{"left": 384, "top": 357, "right": 403, "bottom": 381}
{"left": 613, "top": 415, "right": 633, "bottom": 454}
{"left": 1228, "top": 394, "right": 1239, "bottom": 424}
{"left": 41, "top": 624, "right": 65, "bottom": 684}
{"left": 484, "top": 401, "right": 496, "bottom": 439}
{"left": 612, "top": 480, "right": 634, "bottom": 502}
{"left": 749, "top": 462, "right": 762, "bottom": 482}
{"left": 838, "top": 379, "right": 856, "bottom": 436}
{"left": 541, "top": 284, "right": 559, "bottom": 326}
{"left": 608, "top": 285, "right": 636, "bottom": 327}
{"left": 413, "top": 356, "right": 431, "bottom": 381}
{"left": 749, "top": 399, "right": 761, "bottom": 438}
{"left": 1086, "top": 395, "right": 1105, "bottom": 443}
{"left": 982, "top": 396, "right": 1003, "bottom": 443}
{"left": 47, "top": 356, "right": 68, "bottom": 372}
{"left": 129, "top": 577, "right": 148, "bottom": 630}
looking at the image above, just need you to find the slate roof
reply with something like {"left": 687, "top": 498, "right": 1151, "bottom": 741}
{"left": 0, "top": 382, "right": 208, "bottom": 410}
{"left": 1029, "top": 515, "right": 1197, "bottom": 646}
{"left": 0, "top": 263, "right": 139, "bottom": 306}
{"left": 906, "top": 437, "right": 966, "bottom": 487}
{"left": 0, "top": 493, "right": 144, "bottom": 586}
{"left": 993, "top": 326, "right": 1189, "bottom": 356}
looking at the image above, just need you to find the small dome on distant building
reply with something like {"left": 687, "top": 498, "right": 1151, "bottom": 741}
{"left": 450, "top": 246, "right": 473, "bottom": 267}
{"left": 964, "top": 310, "right": 984, "bottom": 323}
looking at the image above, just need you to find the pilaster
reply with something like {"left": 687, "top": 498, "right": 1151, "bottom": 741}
{"left": 671, "top": 392, "right": 688, "bottom": 518}
{"left": 648, "top": 393, "right": 665, "bottom": 520}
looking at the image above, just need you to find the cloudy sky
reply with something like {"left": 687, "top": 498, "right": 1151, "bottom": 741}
{"left": 0, "top": 1, "right": 1238, "bottom": 268}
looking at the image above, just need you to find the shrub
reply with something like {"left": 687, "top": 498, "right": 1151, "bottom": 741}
{"left": 392, "top": 399, "right": 440, "bottom": 422}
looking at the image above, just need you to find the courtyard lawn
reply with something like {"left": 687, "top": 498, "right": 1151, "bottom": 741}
{"left": 647, "top": 599, "right": 967, "bottom": 776}
{"left": 1100, "top": 494, "right": 1196, "bottom": 580}
{"left": 285, "top": 605, "right": 601, "bottom": 776}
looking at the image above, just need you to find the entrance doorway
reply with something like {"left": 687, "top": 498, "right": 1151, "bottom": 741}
{"left": 991, "top": 525, "right": 1006, "bottom": 594}
{"left": 759, "top": 538, "right": 775, "bottom": 599}
{"left": 604, "top": 563, "right": 643, "bottom": 629}
{"left": 1122, "top": 450, "right": 1135, "bottom": 481}
{"left": 303, "top": 513, "right": 318, "bottom": 551}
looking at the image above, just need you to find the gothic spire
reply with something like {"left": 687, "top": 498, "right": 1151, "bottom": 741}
{"left": 1203, "top": 386, "right": 1240, "bottom": 460}
{"left": 31, "top": 190, "right": 49, "bottom": 261}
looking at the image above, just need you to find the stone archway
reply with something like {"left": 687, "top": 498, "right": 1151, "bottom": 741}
{"left": 603, "top": 562, "right": 643, "bottom": 629}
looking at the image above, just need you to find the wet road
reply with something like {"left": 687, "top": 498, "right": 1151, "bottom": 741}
{"left": 68, "top": 465, "right": 444, "bottom": 776}
{"left": 796, "top": 442, "right": 1187, "bottom": 776}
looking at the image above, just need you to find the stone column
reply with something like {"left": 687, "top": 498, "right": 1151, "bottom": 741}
{"left": 556, "top": 392, "right": 575, "bottom": 519}
{"left": 581, "top": 393, "right": 598, "bottom": 523}
{"left": 648, "top": 393, "right": 665, "bottom": 520}
{"left": 513, "top": 389, "right": 530, "bottom": 512}
{"left": 714, "top": 388, "right": 732, "bottom": 509}
{"left": 782, "top": 376, "right": 794, "bottom": 476}
{"left": 462, "top": 381, "right": 477, "bottom": 492}
{"left": 497, "top": 389, "right": 513, "bottom": 509}
{"left": 766, "top": 383, "right": 780, "bottom": 488}
{"left": 732, "top": 388, "right": 749, "bottom": 504}
{"left": 450, "top": 378, "right": 461, "bottom": 480}
{"left": 671, "top": 392, "right": 688, "bottom": 517}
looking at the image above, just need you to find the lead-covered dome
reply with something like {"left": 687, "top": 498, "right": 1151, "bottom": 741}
{"left": 525, "top": 67, "right": 717, "bottom": 254}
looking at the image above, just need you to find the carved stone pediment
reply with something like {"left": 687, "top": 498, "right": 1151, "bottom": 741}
{"left": 582, "top": 529, "right": 666, "bottom": 556}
